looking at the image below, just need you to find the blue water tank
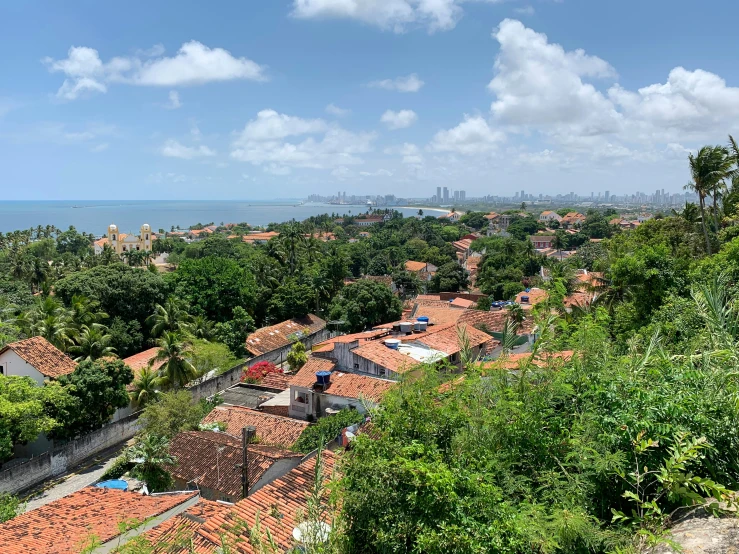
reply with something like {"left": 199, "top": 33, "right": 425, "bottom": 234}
{"left": 315, "top": 371, "right": 332, "bottom": 385}
{"left": 417, "top": 316, "right": 429, "bottom": 322}
{"left": 96, "top": 479, "right": 128, "bottom": 491}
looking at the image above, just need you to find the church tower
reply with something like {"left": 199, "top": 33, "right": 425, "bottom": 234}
{"left": 108, "top": 224, "right": 118, "bottom": 254}
{"left": 140, "top": 223, "right": 151, "bottom": 251}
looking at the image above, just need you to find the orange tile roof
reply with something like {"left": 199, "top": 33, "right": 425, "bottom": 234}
{"left": 457, "top": 309, "right": 535, "bottom": 335}
{"left": 123, "top": 347, "right": 165, "bottom": 372}
{"left": 452, "top": 238, "right": 473, "bottom": 251}
{"left": 168, "top": 431, "right": 302, "bottom": 499}
{"left": 0, "top": 487, "right": 196, "bottom": 554}
{"left": 350, "top": 341, "right": 425, "bottom": 375}
{"left": 144, "top": 499, "right": 229, "bottom": 553}
{"left": 94, "top": 237, "right": 108, "bottom": 248}
{"left": 0, "top": 336, "right": 77, "bottom": 378}
{"left": 260, "top": 372, "right": 293, "bottom": 390}
{"left": 291, "top": 358, "right": 396, "bottom": 402}
{"left": 450, "top": 297, "right": 476, "bottom": 309}
{"left": 404, "top": 260, "right": 428, "bottom": 272}
{"left": 484, "top": 212, "right": 499, "bottom": 220}
{"left": 415, "top": 294, "right": 442, "bottom": 301}
{"left": 481, "top": 350, "right": 574, "bottom": 371}
{"left": 515, "top": 288, "right": 549, "bottom": 306}
{"left": 190, "top": 451, "right": 337, "bottom": 554}
{"left": 313, "top": 329, "right": 390, "bottom": 350}
{"left": 241, "top": 231, "right": 280, "bottom": 243}
{"left": 201, "top": 406, "right": 308, "bottom": 447}
{"left": 415, "top": 324, "right": 493, "bottom": 355}
{"left": 245, "top": 315, "right": 326, "bottom": 357}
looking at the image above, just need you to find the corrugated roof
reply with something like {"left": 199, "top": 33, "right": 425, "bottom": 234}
{"left": 0, "top": 487, "right": 196, "bottom": 554}
{"left": 0, "top": 336, "right": 77, "bottom": 378}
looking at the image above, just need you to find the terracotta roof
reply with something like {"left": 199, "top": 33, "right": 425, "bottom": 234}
{"left": 144, "top": 499, "right": 229, "bottom": 553}
{"left": 404, "top": 260, "right": 428, "bottom": 272}
{"left": 201, "top": 406, "right": 308, "bottom": 447}
{"left": 457, "top": 309, "right": 535, "bottom": 335}
{"left": 450, "top": 297, "right": 476, "bottom": 309}
{"left": 0, "top": 336, "right": 77, "bottom": 378}
{"left": 452, "top": 238, "right": 473, "bottom": 251}
{"left": 168, "top": 431, "right": 301, "bottom": 499}
{"left": 189, "top": 451, "right": 338, "bottom": 554}
{"left": 564, "top": 291, "right": 593, "bottom": 308}
{"left": 259, "top": 372, "right": 293, "bottom": 390}
{"left": 123, "top": 347, "right": 165, "bottom": 372}
{"left": 291, "top": 358, "right": 396, "bottom": 402}
{"left": 94, "top": 237, "right": 108, "bottom": 248}
{"left": 515, "top": 288, "right": 549, "bottom": 306}
{"left": 415, "top": 324, "right": 493, "bottom": 355}
{"left": 245, "top": 315, "right": 326, "bottom": 357}
{"left": 484, "top": 212, "right": 499, "bottom": 220}
{"left": 415, "top": 294, "right": 442, "bottom": 301}
{"left": 481, "top": 350, "right": 574, "bottom": 371}
{"left": 350, "top": 341, "right": 426, "bottom": 375}
{"left": 242, "top": 231, "right": 280, "bottom": 243}
{"left": 0, "top": 487, "right": 196, "bottom": 554}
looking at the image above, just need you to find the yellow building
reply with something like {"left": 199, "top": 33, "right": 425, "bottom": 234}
{"left": 94, "top": 223, "right": 154, "bottom": 255}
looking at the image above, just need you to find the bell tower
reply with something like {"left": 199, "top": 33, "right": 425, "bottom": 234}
{"left": 108, "top": 224, "right": 118, "bottom": 253}
{"left": 141, "top": 223, "right": 151, "bottom": 251}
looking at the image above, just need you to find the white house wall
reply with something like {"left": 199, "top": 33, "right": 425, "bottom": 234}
{"left": 0, "top": 350, "right": 46, "bottom": 385}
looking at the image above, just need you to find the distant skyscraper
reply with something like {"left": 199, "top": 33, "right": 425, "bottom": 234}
{"left": 521, "top": 189, "right": 525, "bottom": 200}
{"left": 437, "top": 187, "right": 442, "bottom": 203}
{"left": 460, "top": 190, "right": 466, "bottom": 201}
{"left": 443, "top": 187, "right": 449, "bottom": 202}
{"left": 605, "top": 190, "right": 610, "bottom": 201}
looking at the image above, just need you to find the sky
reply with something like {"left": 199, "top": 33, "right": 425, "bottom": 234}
{"left": 2, "top": 0, "right": 739, "bottom": 200}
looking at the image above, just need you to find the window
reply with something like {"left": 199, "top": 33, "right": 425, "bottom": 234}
{"left": 379, "top": 367, "right": 386, "bottom": 377}
{"left": 450, "top": 353, "right": 458, "bottom": 363}
{"left": 0, "top": 365, "right": 3, "bottom": 375}
{"left": 145, "top": 234, "right": 149, "bottom": 240}
{"left": 294, "top": 390, "right": 308, "bottom": 404}
{"left": 353, "top": 363, "right": 359, "bottom": 369}
{"left": 112, "top": 234, "right": 116, "bottom": 240}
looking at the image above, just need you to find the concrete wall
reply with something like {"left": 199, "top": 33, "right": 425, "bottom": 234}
{"left": 0, "top": 349, "right": 45, "bottom": 385}
{"left": 0, "top": 412, "right": 141, "bottom": 495}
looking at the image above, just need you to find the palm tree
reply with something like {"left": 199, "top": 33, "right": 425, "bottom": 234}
{"left": 70, "top": 295, "right": 108, "bottom": 329}
{"left": 506, "top": 303, "right": 526, "bottom": 328}
{"left": 551, "top": 233, "right": 565, "bottom": 261}
{"left": 685, "top": 146, "right": 733, "bottom": 254}
{"left": 129, "top": 366, "right": 162, "bottom": 407}
{"left": 69, "top": 324, "right": 116, "bottom": 362}
{"left": 190, "top": 315, "right": 214, "bottom": 340}
{"left": 147, "top": 297, "right": 192, "bottom": 338}
{"left": 153, "top": 332, "right": 197, "bottom": 389}
{"left": 280, "top": 221, "right": 307, "bottom": 275}
{"left": 126, "top": 434, "right": 176, "bottom": 491}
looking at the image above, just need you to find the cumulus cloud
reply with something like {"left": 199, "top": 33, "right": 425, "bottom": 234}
{"left": 231, "top": 109, "right": 375, "bottom": 169}
{"left": 381, "top": 109, "right": 418, "bottom": 129}
{"left": 165, "top": 91, "right": 182, "bottom": 109}
{"left": 429, "top": 115, "right": 505, "bottom": 154}
{"left": 325, "top": 103, "right": 351, "bottom": 117}
{"left": 291, "top": 0, "right": 465, "bottom": 33}
{"left": 160, "top": 139, "right": 216, "bottom": 159}
{"left": 368, "top": 73, "right": 424, "bottom": 92}
{"left": 43, "top": 42, "right": 266, "bottom": 100}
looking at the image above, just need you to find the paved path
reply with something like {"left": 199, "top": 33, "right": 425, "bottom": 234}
{"left": 22, "top": 442, "right": 129, "bottom": 513}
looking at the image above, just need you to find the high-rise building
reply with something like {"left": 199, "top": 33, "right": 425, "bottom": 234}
{"left": 460, "top": 190, "right": 466, "bottom": 201}
{"left": 437, "top": 187, "right": 442, "bottom": 203}
{"left": 521, "top": 189, "right": 525, "bottom": 200}
{"left": 605, "top": 190, "right": 610, "bottom": 201}
{"left": 443, "top": 187, "right": 449, "bottom": 202}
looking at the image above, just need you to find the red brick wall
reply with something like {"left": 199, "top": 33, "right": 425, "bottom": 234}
{"left": 261, "top": 405, "right": 289, "bottom": 417}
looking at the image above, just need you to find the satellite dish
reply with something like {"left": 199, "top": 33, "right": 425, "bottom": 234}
{"left": 292, "top": 521, "right": 331, "bottom": 545}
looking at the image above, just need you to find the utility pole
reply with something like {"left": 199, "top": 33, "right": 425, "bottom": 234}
{"left": 241, "top": 425, "right": 257, "bottom": 499}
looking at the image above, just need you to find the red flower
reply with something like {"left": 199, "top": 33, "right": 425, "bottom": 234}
{"left": 241, "top": 361, "right": 283, "bottom": 383}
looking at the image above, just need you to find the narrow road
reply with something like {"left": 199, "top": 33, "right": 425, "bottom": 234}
{"left": 22, "top": 442, "right": 129, "bottom": 513}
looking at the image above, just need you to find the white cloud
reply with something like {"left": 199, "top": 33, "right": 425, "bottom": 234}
{"left": 231, "top": 109, "right": 375, "bottom": 170}
{"left": 165, "top": 90, "right": 182, "bottom": 109}
{"left": 488, "top": 19, "right": 621, "bottom": 137}
{"left": 429, "top": 115, "right": 505, "bottom": 154}
{"left": 514, "top": 5, "right": 535, "bottom": 15}
{"left": 368, "top": 73, "right": 424, "bottom": 92}
{"left": 90, "top": 143, "right": 109, "bottom": 153}
{"left": 43, "top": 42, "right": 266, "bottom": 100}
{"left": 291, "top": 0, "right": 464, "bottom": 33}
{"left": 160, "top": 139, "right": 216, "bottom": 159}
{"left": 381, "top": 109, "right": 418, "bottom": 129}
{"left": 264, "top": 164, "right": 292, "bottom": 175}
{"left": 360, "top": 168, "right": 393, "bottom": 177}
{"left": 136, "top": 44, "right": 166, "bottom": 58}
{"left": 326, "top": 103, "right": 351, "bottom": 117}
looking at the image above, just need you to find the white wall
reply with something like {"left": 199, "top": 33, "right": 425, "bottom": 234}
{"left": 0, "top": 350, "right": 46, "bottom": 385}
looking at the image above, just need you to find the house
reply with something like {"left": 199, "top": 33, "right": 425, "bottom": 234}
{"left": 122, "top": 347, "right": 165, "bottom": 386}
{"left": 173, "top": 451, "right": 337, "bottom": 553}
{"left": 94, "top": 223, "right": 155, "bottom": 255}
{"left": 0, "top": 487, "right": 197, "bottom": 554}
{"left": 539, "top": 211, "right": 562, "bottom": 223}
{"left": 201, "top": 405, "right": 309, "bottom": 448}
{"left": 637, "top": 213, "right": 654, "bottom": 223}
{"left": 289, "top": 358, "right": 395, "bottom": 420}
{"left": 354, "top": 216, "right": 384, "bottom": 227}
{"left": 143, "top": 499, "right": 229, "bottom": 553}
{"left": 450, "top": 297, "right": 476, "bottom": 309}
{"left": 404, "top": 260, "right": 438, "bottom": 281}
{"left": 560, "top": 212, "right": 586, "bottom": 229}
{"left": 515, "top": 287, "right": 549, "bottom": 308}
{"left": 187, "top": 228, "right": 213, "bottom": 240}
{"left": 0, "top": 336, "right": 77, "bottom": 385}
{"left": 452, "top": 238, "right": 474, "bottom": 262}
{"left": 438, "top": 211, "right": 461, "bottom": 222}
{"left": 530, "top": 235, "right": 555, "bottom": 249}
{"left": 245, "top": 314, "right": 328, "bottom": 364}
{"left": 484, "top": 212, "right": 499, "bottom": 221}
{"left": 242, "top": 231, "right": 280, "bottom": 244}
{"left": 167, "top": 431, "right": 303, "bottom": 501}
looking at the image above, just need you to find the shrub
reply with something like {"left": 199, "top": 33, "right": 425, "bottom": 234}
{"left": 101, "top": 455, "right": 134, "bottom": 480}
{"left": 293, "top": 408, "right": 366, "bottom": 453}
{"left": 241, "top": 361, "right": 282, "bottom": 384}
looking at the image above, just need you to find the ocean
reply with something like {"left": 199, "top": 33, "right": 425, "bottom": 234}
{"left": 0, "top": 201, "right": 444, "bottom": 235}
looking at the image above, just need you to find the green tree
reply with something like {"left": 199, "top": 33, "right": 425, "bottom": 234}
{"left": 429, "top": 262, "right": 468, "bottom": 292}
{"left": 287, "top": 341, "right": 308, "bottom": 372}
{"left": 0, "top": 494, "right": 23, "bottom": 523}
{"left": 69, "top": 324, "right": 116, "bottom": 362}
{"left": 129, "top": 366, "right": 162, "bottom": 408}
{"left": 293, "top": 408, "right": 365, "bottom": 453}
{"left": 328, "top": 279, "right": 403, "bottom": 332}
{"left": 152, "top": 332, "right": 197, "bottom": 389}
{"left": 127, "top": 434, "right": 175, "bottom": 493}
{"left": 146, "top": 297, "right": 192, "bottom": 338}
{"left": 108, "top": 317, "right": 144, "bottom": 359}
{"left": 267, "top": 280, "right": 315, "bottom": 321}
{"left": 213, "top": 306, "right": 255, "bottom": 357}
{"left": 138, "top": 390, "right": 213, "bottom": 439}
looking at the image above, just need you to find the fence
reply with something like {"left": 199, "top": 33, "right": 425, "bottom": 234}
{"left": 0, "top": 412, "right": 141, "bottom": 495}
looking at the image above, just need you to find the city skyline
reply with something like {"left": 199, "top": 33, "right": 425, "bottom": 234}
{"left": 2, "top": 1, "right": 739, "bottom": 199}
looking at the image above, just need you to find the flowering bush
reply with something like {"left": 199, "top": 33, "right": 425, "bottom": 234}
{"left": 241, "top": 361, "right": 282, "bottom": 384}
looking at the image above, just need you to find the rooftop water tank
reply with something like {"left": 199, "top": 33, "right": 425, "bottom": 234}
{"left": 413, "top": 321, "right": 421, "bottom": 331}
{"left": 96, "top": 479, "right": 128, "bottom": 491}
{"left": 315, "top": 371, "right": 332, "bottom": 386}
{"left": 417, "top": 316, "right": 429, "bottom": 323}
{"left": 417, "top": 320, "right": 428, "bottom": 331}
{"left": 385, "top": 339, "right": 401, "bottom": 349}
{"left": 521, "top": 296, "right": 530, "bottom": 303}
{"left": 399, "top": 322, "right": 412, "bottom": 334}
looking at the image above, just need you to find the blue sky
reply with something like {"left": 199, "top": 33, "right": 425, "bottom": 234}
{"left": 2, "top": 0, "right": 739, "bottom": 200}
